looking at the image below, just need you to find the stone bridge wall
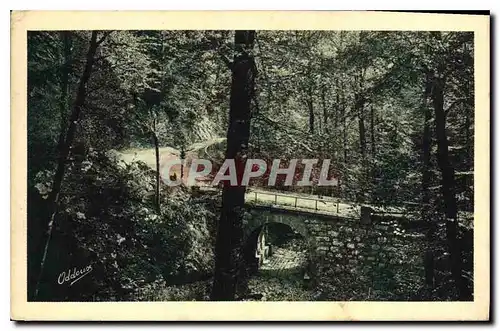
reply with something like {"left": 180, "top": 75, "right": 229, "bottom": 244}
{"left": 244, "top": 205, "right": 425, "bottom": 284}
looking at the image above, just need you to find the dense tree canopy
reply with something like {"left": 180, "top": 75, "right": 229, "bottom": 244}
{"left": 28, "top": 30, "right": 474, "bottom": 301}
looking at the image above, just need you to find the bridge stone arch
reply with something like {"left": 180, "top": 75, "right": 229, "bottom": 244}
{"left": 241, "top": 199, "right": 425, "bottom": 286}
{"left": 243, "top": 206, "right": 311, "bottom": 240}
{"left": 242, "top": 205, "right": 319, "bottom": 278}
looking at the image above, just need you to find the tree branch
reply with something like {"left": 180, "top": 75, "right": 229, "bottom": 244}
{"left": 219, "top": 53, "right": 233, "bottom": 70}
{"left": 97, "top": 31, "right": 113, "bottom": 45}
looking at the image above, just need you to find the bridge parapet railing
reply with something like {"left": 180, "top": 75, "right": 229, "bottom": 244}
{"left": 246, "top": 189, "right": 345, "bottom": 215}
{"left": 200, "top": 186, "right": 409, "bottom": 221}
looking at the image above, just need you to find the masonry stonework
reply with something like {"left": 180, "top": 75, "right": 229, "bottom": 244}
{"left": 243, "top": 205, "right": 425, "bottom": 284}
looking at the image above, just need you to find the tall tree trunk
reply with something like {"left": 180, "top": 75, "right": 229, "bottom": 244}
{"left": 422, "top": 73, "right": 434, "bottom": 288}
{"left": 322, "top": 84, "right": 328, "bottom": 134}
{"left": 357, "top": 35, "right": 367, "bottom": 158}
{"left": 370, "top": 104, "right": 376, "bottom": 157}
{"left": 152, "top": 118, "right": 161, "bottom": 213}
{"left": 334, "top": 81, "right": 339, "bottom": 130}
{"left": 339, "top": 34, "right": 347, "bottom": 164}
{"left": 356, "top": 87, "right": 366, "bottom": 158}
{"left": 463, "top": 41, "right": 473, "bottom": 211}
{"left": 211, "top": 30, "right": 256, "bottom": 301}
{"left": 342, "top": 87, "right": 347, "bottom": 163}
{"left": 431, "top": 73, "right": 471, "bottom": 300}
{"left": 56, "top": 31, "right": 72, "bottom": 154}
{"left": 308, "top": 85, "right": 314, "bottom": 134}
{"left": 358, "top": 106, "right": 366, "bottom": 158}
{"left": 464, "top": 88, "right": 473, "bottom": 212}
{"left": 355, "top": 69, "right": 367, "bottom": 203}
{"left": 355, "top": 91, "right": 366, "bottom": 203}
{"left": 369, "top": 104, "right": 377, "bottom": 203}
{"left": 35, "top": 31, "right": 101, "bottom": 298}
{"left": 339, "top": 79, "right": 347, "bottom": 199}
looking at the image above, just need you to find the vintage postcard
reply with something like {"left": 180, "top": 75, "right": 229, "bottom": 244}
{"left": 11, "top": 11, "right": 490, "bottom": 321}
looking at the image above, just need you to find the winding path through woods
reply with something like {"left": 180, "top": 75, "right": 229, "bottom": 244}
{"left": 106, "top": 138, "right": 412, "bottom": 219}
{"left": 107, "top": 137, "right": 226, "bottom": 170}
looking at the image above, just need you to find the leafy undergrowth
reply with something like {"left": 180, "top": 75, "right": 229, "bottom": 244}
{"left": 132, "top": 275, "right": 316, "bottom": 301}
{"left": 312, "top": 266, "right": 427, "bottom": 301}
{"left": 246, "top": 275, "right": 315, "bottom": 301}
{"left": 134, "top": 279, "right": 213, "bottom": 301}
{"left": 31, "top": 151, "right": 218, "bottom": 301}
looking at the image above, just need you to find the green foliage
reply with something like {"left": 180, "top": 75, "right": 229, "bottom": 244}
{"left": 32, "top": 151, "right": 216, "bottom": 301}
{"left": 27, "top": 30, "right": 474, "bottom": 301}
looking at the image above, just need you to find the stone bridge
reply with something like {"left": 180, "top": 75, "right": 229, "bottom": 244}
{"left": 242, "top": 189, "right": 425, "bottom": 283}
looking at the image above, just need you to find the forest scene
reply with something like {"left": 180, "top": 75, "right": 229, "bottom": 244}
{"left": 27, "top": 30, "right": 474, "bottom": 302}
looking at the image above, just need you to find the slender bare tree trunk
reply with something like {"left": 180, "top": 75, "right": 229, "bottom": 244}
{"left": 334, "top": 80, "right": 339, "bottom": 130}
{"left": 356, "top": 72, "right": 366, "bottom": 159}
{"left": 431, "top": 72, "right": 471, "bottom": 300}
{"left": 357, "top": 104, "right": 366, "bottom": 158}
{"left": 308, "top": 84, "right": 314, "bottom": 134}
{"left": 357, "top": 33, "right": 367, "bottom": 159}
{"left": 35, "top": 31, "right": 101, "bottom": 299}
{"left": 355, "top": 69, "right": 367, "bottom": 203}
{"left": 322, "top": 84, "right": 327, "bottom": 134}
{"left": 342, "top": 89, "right": 347, "bottom": 163}
{"left": 152, "top": 118, "right": 161, "bottom": 213}
{"left": 370, "top": 105, "right": 376, "bottom": 157}
{"left": 56, "top": 31, "right": 72, "bottom": 154}
{"left": 422, "top": 72, "right": 434, "bottom": 288}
